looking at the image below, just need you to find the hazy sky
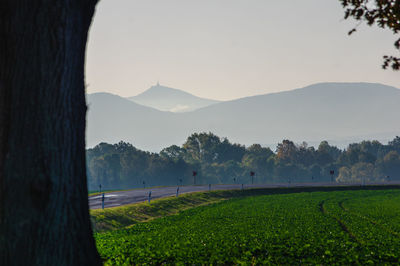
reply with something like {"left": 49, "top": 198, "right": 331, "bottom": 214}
{"left": 86, "top": 0, "right": 399, "bottom": 101}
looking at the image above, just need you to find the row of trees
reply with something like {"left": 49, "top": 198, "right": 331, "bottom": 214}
{"left": 86, "top": 133, "right": 400, "bottom": 190}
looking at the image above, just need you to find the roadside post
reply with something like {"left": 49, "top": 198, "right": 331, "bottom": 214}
{"left": 250, "top": 171, "right": 255, "bottom": 185}
{"left": 148, "top": 191, "right": 152, "bottom": 203}
{"left": 209, "top": 184, "right": 211, "bottom": 191}
{"left": 241, "top": 183, "right": 244, "bottom": 190}
{"left": 176, "top": 187, "right": 179, "bottom": 197}
{"left": 330, "top": 170, "right": 335, "bottom": 183}
{"left": 101, "top": 193, "right": 105, "bottom": 210}
{"left": 233, "top": 178, "right": 236, "bottom": 184}
{"left": 192, "top": 171, "right": 197, "bottom": 185}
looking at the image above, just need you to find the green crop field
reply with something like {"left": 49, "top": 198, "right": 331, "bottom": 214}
{"left": 95, "top": 189, "right": 400, "bottom": 265}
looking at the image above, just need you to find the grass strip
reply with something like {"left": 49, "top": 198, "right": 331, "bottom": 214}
{"left": 90, "top": 185, "right": 400, "bottom": 232}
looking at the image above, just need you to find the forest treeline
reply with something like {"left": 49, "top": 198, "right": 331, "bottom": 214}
{"left": 86, "top": 133, "right": 400, "bottom": 190}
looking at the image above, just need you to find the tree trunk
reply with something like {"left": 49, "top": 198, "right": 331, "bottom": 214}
{"left": 0, "top": 1, "right": 101, "bottom": 265}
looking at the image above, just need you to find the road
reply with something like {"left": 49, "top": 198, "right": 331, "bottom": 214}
{"left": 89, "top": 181, "right": 400, "bottom": 209}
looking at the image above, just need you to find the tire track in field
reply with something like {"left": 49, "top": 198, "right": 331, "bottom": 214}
{"left": 338, "top": 199, "right": 400, "bottom": 239}
{"left": 318, "top": 199, "right": 360, "bottom": 244}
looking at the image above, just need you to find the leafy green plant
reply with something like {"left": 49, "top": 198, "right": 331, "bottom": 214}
{"left": 95, "top": 189, "right": 400, "bottom": 264}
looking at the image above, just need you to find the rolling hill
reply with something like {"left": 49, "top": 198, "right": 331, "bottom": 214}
{"left": 87, "top": 82, "right": 400, "bottom": 151}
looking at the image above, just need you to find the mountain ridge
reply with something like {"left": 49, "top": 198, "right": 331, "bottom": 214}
{"left": 87, "top": 82, "right": 400, "bottom": 151}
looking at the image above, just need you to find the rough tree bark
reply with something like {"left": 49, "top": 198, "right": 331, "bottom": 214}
{"left": 0, "top": 0, "right": 101, "bottom": 265}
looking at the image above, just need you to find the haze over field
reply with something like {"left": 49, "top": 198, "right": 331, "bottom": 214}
{"left": 87, "top": 82, "right": 400, "bottom": 151}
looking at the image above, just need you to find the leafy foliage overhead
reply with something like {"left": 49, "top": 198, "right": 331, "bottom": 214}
{"left": 340, "top": 0, "right": 400, "bottom": 70}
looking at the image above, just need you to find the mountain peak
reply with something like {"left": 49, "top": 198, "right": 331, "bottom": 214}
{"left": 128, "top": 84, "right": 220, "bottom": 112}
{"left": 144, "top": 83, "right": 190, "bottom": 95}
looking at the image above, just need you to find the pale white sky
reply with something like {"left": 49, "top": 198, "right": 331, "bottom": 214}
{"left": 86, "top": 0, "right": 399, "bottom": 101}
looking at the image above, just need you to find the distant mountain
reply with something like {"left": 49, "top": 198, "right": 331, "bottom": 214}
{"left": 87, "top": 83, "right": 400, "bottom": 151}
{"left": 87, "top": 93, "right": 182, "bottom": 150}
{"left": 127, "top": 83, "right": 220, "bottom": 112}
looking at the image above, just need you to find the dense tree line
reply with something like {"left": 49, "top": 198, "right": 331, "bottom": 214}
{"left": 86, "top": 133, "right": 400, "bottom": 190}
